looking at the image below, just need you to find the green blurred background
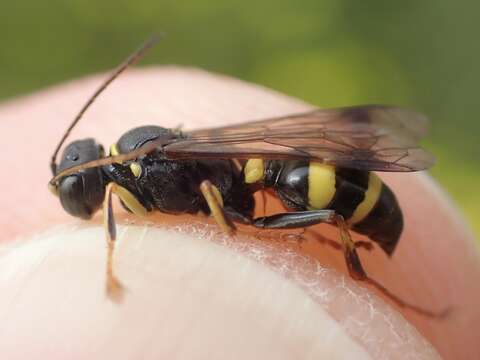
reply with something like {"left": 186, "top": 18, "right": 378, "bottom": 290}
{"left": 0, "top": 1, "right": 478, "bottom": 237}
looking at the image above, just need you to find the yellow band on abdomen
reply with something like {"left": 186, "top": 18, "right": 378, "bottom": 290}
{"left": 307, "top": 162, "right": 336, "bottom": 209}
{"left": 348, "top": 172, "right": 382, "bottom": 225}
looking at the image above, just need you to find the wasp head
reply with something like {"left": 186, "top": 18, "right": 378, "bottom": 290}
{"left": 53, "top": 139, "right": 106, "bottom": 219}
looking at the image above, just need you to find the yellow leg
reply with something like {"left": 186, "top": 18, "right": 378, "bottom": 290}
{"left": 103, "top": 182, "right": 149, "bottom": 301}
{"left": 199, "top": 180, "right": 235, "bottom": 235}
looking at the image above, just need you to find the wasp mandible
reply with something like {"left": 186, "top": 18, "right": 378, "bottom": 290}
{"left": 48, "top": 36, "right": 447, "bottom": 318}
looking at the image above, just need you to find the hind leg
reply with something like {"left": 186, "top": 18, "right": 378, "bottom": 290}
{"left": 252, "top": 210, "right": 366, "bottom": 279}
{"left": 251, "top": 209, "right": 447, "bottom": 317}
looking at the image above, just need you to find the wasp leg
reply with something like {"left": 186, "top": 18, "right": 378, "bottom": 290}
{"left": 253, "top": 209, "right": 336, "bottom": 229}
{"left": 338, "top": 213, "right": 449, "bottom": 317}
{"left": 252, "top": 211, "right": 366, "bottom": 278}
{"left": 103, "top": 183, "right": 123, "bottom": 301}
{"left": 310, "top": 232, "right": 373, "bottom": 252}
{"left": 199, "top": 180, "right": 236, "bottom": 235}
{"left": 103, "top": 182, "right": 149, "bottom": 301}
{"left": 253, "top": 210, "right": 447, "bottom": 318}
{"left": 333, "top": 214, "right": 367, "bottom": 280}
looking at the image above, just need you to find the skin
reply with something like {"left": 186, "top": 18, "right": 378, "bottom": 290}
{"left": 0, "top": 67, "right": 479, "bottom": 359}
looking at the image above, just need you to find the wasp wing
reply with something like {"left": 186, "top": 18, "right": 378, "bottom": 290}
{"left": 163, "top": 105, "right": 434, "bottom": 172}
{"left": 50, "top": 105, "right": 434, "bottom": 185}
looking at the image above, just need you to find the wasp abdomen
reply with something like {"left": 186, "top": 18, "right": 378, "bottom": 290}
{"left": 352, "top": 184, "right": 403, "bottom": 255}
{"left": 256, "top": 160, "right": 403, "bottom": 255}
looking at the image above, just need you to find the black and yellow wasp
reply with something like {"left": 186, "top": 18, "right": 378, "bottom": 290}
{"left": 48, "top": 37, "right": 444, "bottom": 317}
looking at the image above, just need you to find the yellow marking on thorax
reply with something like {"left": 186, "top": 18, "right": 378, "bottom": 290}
{"left": 130, "top": 162, "right": 142, "bottom": 178}
{"left": 111, "top": 144, "right": 142, "bottom": 178}
{"left": 307, "top": 163, "right": 336, "bottom": 209}
{"left": 110, "top": 143, "right": 120, "bottom": 156}
{"left": 348, "top": 172, "right": 382, "bottom": 225}
{"left": 244, "top": 158, "right": 265, "bottom": 184}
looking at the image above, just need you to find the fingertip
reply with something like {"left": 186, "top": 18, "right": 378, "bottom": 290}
{"left": 1, "top": 66, "right": 477, "bottom": 358}
{"left": 0, "top": 224, "right": 441, "bottom": 359}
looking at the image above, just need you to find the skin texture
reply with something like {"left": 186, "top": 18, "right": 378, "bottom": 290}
{"left": 0, "top": 67, "right": 479, "bottom": 359}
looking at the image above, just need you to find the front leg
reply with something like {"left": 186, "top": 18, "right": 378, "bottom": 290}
{"left": 103, "top": 182, "right": 150, "bottom": 301}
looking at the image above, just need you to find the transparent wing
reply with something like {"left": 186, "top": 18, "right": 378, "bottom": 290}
{"left": 50, "top": 105, "right": 434, "bottom": 185}
{"left": 163, "top": 105, "right": 434, "bottom": 172}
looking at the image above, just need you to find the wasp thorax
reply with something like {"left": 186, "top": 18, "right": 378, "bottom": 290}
{"left": 116, "top": 125, "right": 181, "bottom": 153}
{"left": 56, "top": 139, "right": 105, "bottom": 219}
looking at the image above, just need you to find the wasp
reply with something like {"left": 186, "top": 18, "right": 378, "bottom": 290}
{"left": 48, "top": 37, "right": 446, "bottom": 318}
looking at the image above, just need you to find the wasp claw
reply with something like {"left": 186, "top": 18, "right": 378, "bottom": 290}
{"left": 106, "top": 276, "right": 125, "bottom": 303}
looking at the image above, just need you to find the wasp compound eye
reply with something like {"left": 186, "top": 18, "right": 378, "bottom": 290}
{"left": 57, "top": 139, "right": 105, "bottom": 219}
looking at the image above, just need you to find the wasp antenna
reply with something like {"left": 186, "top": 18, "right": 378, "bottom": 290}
{"left": 50, "top": 33, "right": 165, "bottom": 176}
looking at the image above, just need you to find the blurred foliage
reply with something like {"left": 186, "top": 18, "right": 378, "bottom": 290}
{"left": 0, "top": 0, "right": 478, "bottom": 237}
